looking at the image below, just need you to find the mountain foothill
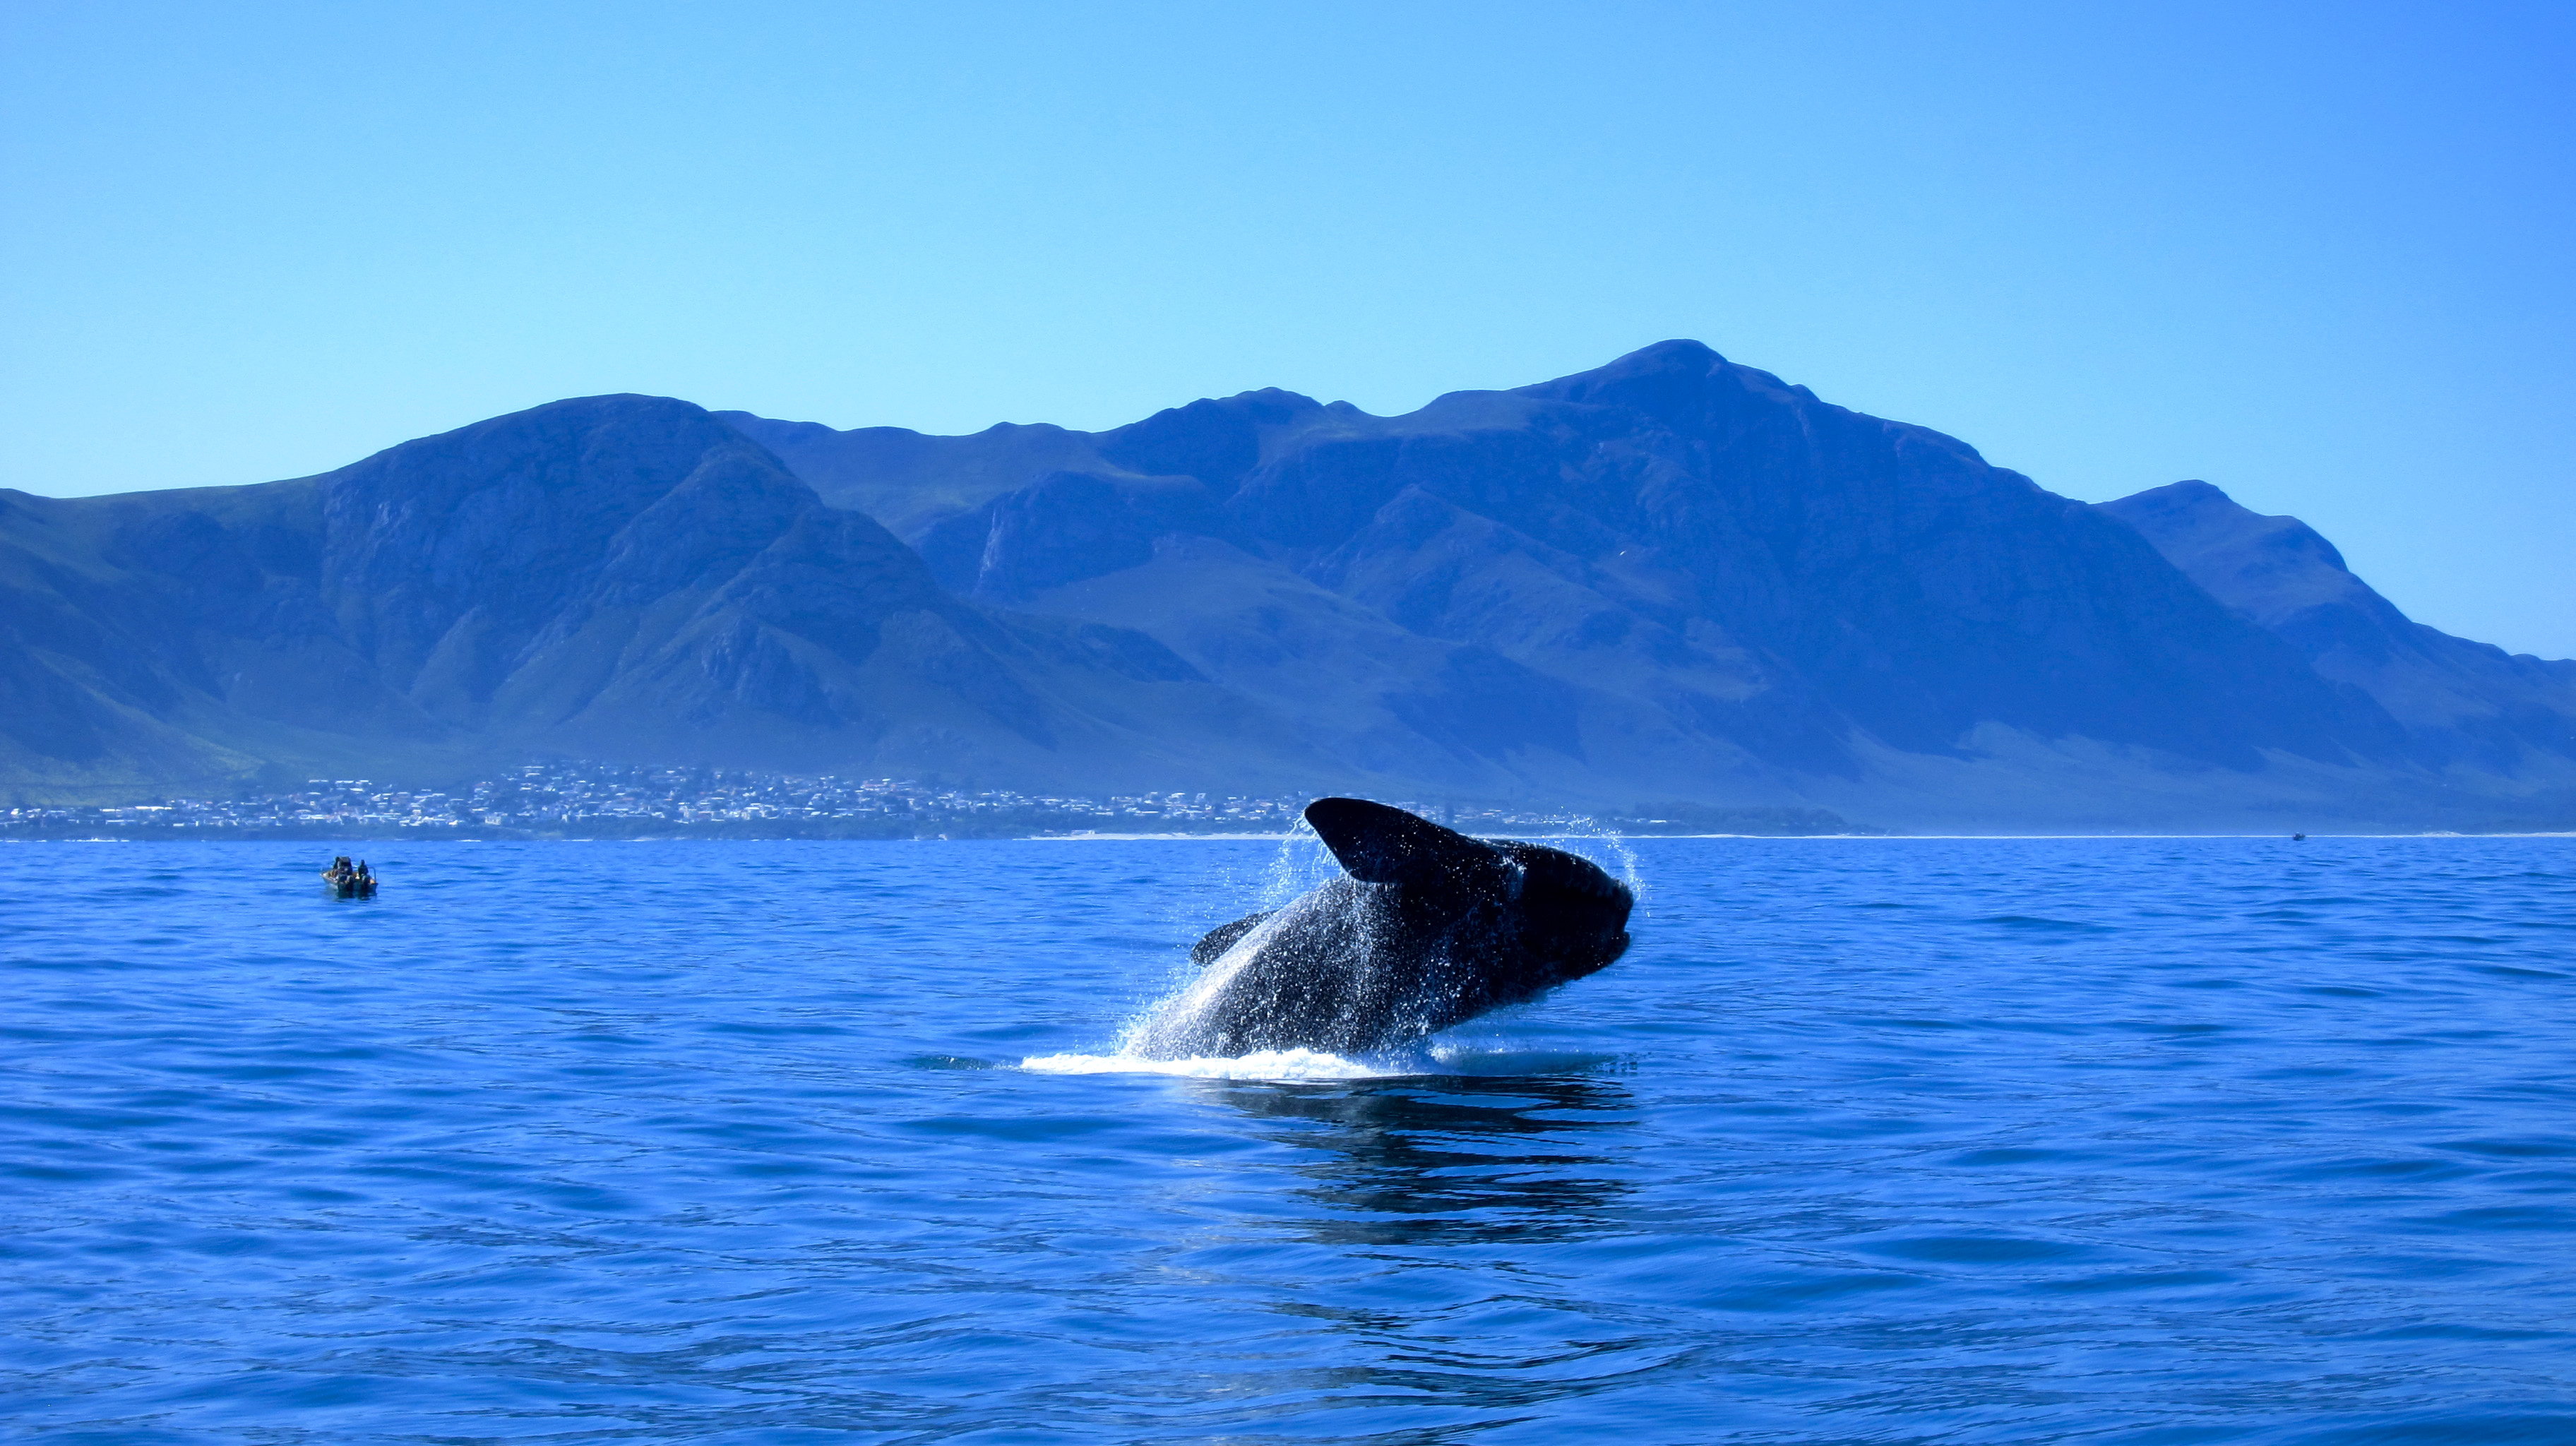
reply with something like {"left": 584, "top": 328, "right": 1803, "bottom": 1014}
{"left": 6, "top": 341, "right": 2570, "bottom": 830}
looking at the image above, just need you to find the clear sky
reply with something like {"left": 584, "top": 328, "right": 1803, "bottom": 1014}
{"left": 4, "top": 1, "right": 2570, "bottom": 656}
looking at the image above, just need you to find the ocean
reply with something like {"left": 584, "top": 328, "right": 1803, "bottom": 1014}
{"left": 3, "top": 834, "right": 2571, "bottom": 1443}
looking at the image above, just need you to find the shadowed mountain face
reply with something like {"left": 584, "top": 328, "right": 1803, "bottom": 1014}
{"left": 11, "top": 345, "right": 2570, "bottom": 825}
{"left": 0, "top": 397, "right": 1329, "bottom": 801}
{"left": 2099, "top": 481, "right": 2576, "bottom": 773}
{"left": 726, "top": 342, "right": 2502, "bottom": 823}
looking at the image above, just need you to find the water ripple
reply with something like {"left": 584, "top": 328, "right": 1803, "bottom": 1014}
{"left": 1, "top": 835, "right": 2572, "bottom": 1441}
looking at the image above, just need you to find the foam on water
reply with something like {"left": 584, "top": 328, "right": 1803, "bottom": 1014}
{"left": 1104, "top": 814, "right": 1647, "bottom": 1064}
{"left": 1022, "top": 1046, "right": 1396, "bottom": 1080}
{"left": 1022, "top": 1041, "right": 1623, "bottom": 1081}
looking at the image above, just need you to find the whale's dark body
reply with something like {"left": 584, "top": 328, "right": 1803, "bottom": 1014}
{"left": 1132, "top": 799, "right": 1635, "bottom": 1058}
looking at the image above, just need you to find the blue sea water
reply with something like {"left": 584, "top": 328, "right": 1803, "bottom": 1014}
{"left": 3, "top": 834, "right": 2572, "bottom": 1445}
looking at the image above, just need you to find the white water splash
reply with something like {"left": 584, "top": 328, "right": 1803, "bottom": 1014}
{"left": 1116, "top": 901, "right": 1304, "bottom": 1060}
{"left": 1033, "top": 812, "right": 1647, "bottom": 1081}
{"left": 1256, "top": 813, "right": 1645, "bottom": 911}
{"left": 1256, "top": 818, "right": 1340, "bottom": 909}
{"left": 1021, "top": 1047, "right": 1399, "bottom": 1081}
{"left": 1021, "top": 1039, "right": 1623, "bottom": 1082}
{"left": 1515, "top": 819, "right": 1648, "bottom": 912}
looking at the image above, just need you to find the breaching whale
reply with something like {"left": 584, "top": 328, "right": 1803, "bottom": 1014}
{"left": 1129, "top": 798, "right": 1635, "bottom": 1058}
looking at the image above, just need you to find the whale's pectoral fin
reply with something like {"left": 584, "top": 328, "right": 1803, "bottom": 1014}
{"left": 1191, "top": 911, "right": 1274, "bottom": 965}
{"left": 1304, "top": 797, "right": 1497, "bottom": 886}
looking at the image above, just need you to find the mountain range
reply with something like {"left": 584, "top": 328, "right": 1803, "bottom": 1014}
{"left": 6, "top": 341, "right": 2570, "bottom": 829}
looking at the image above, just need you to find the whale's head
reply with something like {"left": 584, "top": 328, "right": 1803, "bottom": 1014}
{"left": 1303, "top": 797, "right": 1633, "bottom": 995}
{"left": 1491, "top": 837, "right": 1635, "bottom": 984}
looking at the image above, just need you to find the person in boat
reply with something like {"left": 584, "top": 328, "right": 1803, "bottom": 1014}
{"left": 323, "top": 855, "right": 356, "bottom": 888}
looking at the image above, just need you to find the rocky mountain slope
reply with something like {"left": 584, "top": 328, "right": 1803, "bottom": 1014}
{"left": 8, "top": 343, "right": 2569, "bottom": 827}
{"left": 2099, "top": 480, "right": 2576, "bottom": 775}
{"left": 0, "top": 398, "right": 1332, "bottom": 802}
{"left": 729, "top": 342, "right": 2572, "bottom": 827}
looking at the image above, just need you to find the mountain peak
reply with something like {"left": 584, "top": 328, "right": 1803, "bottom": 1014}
{"left": 1509, "top": 339, "right": 1760, "bottom": 424}
{"left": 1521, "top": 338, "right": 1725, "bottom": 390}
{"left": 1095, "top": 388, "right": 1327, "bottom": 488}
{"left": 337, "top": 393, "right": 739, "bottom": 484}
{"left": 2097, "top": 479, "right": 2366, "bottom": 631}
{"left": 2102, "top": 479, "right": 2576, "bottom": 751}
{"left": 460, "top": 392, "right": 716, "bottom": 435}
{"left": 2101, "top": 480, "right": 2352, "bottom": 578}
{"left": 2109, "top": 478, "right": 2258, "bottom": 526}
{"left": 1601, "top": 337, "right": 1728, "bottom": 372}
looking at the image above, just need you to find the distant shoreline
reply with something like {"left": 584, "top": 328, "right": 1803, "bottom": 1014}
{"left": 6, "top": 829, "right": 2572, "bottom": 843}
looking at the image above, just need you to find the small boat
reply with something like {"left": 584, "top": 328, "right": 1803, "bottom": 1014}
{"left": 322, "top": 856, "right": 379, "bottom": 897}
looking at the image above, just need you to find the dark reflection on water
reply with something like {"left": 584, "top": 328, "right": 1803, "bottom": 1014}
{"left": 1208, "top": 1075, "right": 1635, "bottom": 1245}
{"left": 1187, "top": 1075, "right": 1672, "bottom": 1438}
{"left": 3, "top": 835, "right": 2575, "bottom": 1442}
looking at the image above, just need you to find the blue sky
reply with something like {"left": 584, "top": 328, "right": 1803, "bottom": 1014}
{"left": 4, "top": 1, "right": 2570, "bottom": 655}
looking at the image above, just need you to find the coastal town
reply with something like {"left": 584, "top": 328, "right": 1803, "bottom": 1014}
{"left": 4, "top": 763, "right": 1305, "bottom": 839}
{"left": 0, "top": 760, "right": 1859, "bottom": 839}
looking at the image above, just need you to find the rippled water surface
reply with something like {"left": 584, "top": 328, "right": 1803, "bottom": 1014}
{"left": 4, "top": 835, "right": 2574, "bottom": 1443}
